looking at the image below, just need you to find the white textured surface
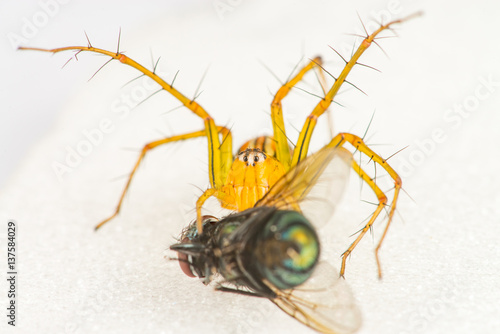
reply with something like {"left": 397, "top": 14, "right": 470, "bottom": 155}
{"left": 1, "top": 1, "right": 500, "bottom": 333}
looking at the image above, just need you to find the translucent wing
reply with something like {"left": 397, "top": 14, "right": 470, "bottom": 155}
{"left": 267, "top": 262, "right": 362, "bottom": 334}
{"left": 255, "top": 146, "right": 352, "bottom": 228}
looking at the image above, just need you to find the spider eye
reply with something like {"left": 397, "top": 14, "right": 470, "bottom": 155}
{"left": 253, "top": 211, "right": 319, "bottom": 289}
{"left": 243, "top": 155, "right": 248, "bottom": 162}
{"left": 254, "top": 155, "right": 259, "bottom": 162}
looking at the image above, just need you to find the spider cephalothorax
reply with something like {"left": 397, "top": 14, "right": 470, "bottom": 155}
{"left": 219, "top": 138, "right": 286, "bottom": 212}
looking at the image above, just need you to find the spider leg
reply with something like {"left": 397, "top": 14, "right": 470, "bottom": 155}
{"left": 271, "top": 57, "right": 323, "bottom": 170}
{"left": 195, "top": 182, "right": 238, "bottom": 233}
{"left": 291, "top": 14, "right": 419, "bottom": 166}
{"left": 94, "top": 126, "right": 232, "bottom": 230}
{"left": 19, "top": 45, "right": 232, "bottom": 189}
{"left": 195, "top": 188, "right": 218, "bottom": 233}
{"left": 329, "top": 133, "right": 401, "bottom": 278}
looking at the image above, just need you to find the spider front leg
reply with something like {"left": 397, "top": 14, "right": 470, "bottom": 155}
{"left": 94, "top": 126, "right": 232, "bottom": 230}
{"left": 270, "top": 56, "right": 323, "bottom": 170}
{"left": 20, "top": 44, "right": 234, "bottom": 229}
{"left": 282, "top": 15, "right": 417, "bottom": 277}
{"left": 20, "top": 45, "right": 229, "bottom": 182}
{"left": 329, "top": 133, "right": 402, "bottom": 278}
{"left": 291, "top": 14, "right": 420, "bottom": 166}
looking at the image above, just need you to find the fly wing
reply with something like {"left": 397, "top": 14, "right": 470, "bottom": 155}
{"left": 269, "top": 262, "right": 362, "bottom": 334}
{"left": 255, "top": 146, "right": 352, "bottom": 228}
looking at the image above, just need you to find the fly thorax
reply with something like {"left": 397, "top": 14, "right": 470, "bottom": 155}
{"left": 217, "top": 221, "right": 243, "bottom": 281}
{"left": 251, "top": 210, "right": 320, "bottom": 290}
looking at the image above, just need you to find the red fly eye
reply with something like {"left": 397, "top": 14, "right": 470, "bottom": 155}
{"left": 177, "top": 252, "right": 196, "bottom": 278}
{"left": 177, "top": 215, "right": 217, "bottom": 278}
{"left": 177, "top": 237, "right": 196, "bottom": 278}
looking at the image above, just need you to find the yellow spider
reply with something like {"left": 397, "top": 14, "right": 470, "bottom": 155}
{"left": 20, "top": 13, "right": 419, "bottom": 278}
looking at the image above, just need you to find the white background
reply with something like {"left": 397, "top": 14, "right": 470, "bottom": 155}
{"left": 1, "top": 0, "right": 500, "bottom": 333}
